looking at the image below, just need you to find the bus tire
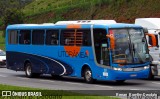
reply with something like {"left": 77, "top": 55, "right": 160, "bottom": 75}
{"left": 148, "top": 68, "right": 154, "bottom": 80}
{"left": 116, "top": 80, "right": 125, "bottom": 84}
{"left": 25, "top": 62, "right": 33, "bottom": 78}
{"left": 25, "top": 62, "right": 41, "bottom": 78}
{"left": 84, "top": 68, "right": 94, "bottom": 83}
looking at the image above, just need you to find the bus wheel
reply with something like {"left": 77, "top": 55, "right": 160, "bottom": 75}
{"left": 25, "top": 62, "right": 33, "bottom": 78}
{"left": 25, "top": 63, "right": 41, "bottom": 78}
{"left": 84, "top": 68, "right": 94, "bottom": 83}
{"left": 148, "top": 67, "right": 154, "bottom": 80}
{"left": 116, "top": 80, "right": 125, "bottom": 84}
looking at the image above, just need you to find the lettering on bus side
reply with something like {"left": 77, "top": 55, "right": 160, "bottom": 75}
{"left": 58, "top": 50, "right": 89, "bottom": 58}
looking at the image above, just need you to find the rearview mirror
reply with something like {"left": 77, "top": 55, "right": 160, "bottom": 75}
{"left": 106, "top": 35, "right": 115, "bottom": 50}
{"left": 145, "top": 33, "right": 157, "bottom": 47}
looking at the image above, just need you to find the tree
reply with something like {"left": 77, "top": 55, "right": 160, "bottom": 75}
{"left": 0, "top": 0, "right": 33, "bottom": 17}
{"left": 2, "top": 8, "right": 24, "bottom": 37}
{"left": 0, "top": 0, "right": 24, "bottom": 37}
{"left": 3, "top": 9, "right": 24, "bottom": 25}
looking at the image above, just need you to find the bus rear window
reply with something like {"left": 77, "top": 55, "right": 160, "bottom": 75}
{"left": 8, "top": 30, "right": 18, "bottom": 44}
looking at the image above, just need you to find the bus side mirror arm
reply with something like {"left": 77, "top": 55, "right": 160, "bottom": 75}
{"left": 106, "top": 35, "right": 115, "bottom": 50}
{"left": 145, "top": 33, "right": 157, "bottom": 47}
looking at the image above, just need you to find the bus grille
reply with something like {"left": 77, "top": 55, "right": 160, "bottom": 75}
{"left": 122, "top": 67, "right": 144, "bottom": 72}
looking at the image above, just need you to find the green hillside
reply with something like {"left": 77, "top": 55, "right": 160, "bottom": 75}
{"left": 1, "top": 0, "right": 160, "bottom": 50}
{"left": 0, "top": 31, "right": 5, "bottom": 50}
{"left": 23, "top": 0, "right": 160, "bottom": 24}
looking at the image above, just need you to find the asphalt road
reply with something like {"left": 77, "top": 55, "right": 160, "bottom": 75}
{"left": 0, "top": 67, "right": 160, "bottom": 96}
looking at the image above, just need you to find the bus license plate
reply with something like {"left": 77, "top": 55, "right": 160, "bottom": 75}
{"left": 130, "top": 74, "right": 137, "bottom": 77}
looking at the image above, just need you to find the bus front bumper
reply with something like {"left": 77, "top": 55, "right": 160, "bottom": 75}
{"left": 95, "top": 67, "right": 150, "bottom": 81}
{"left": 108, "top": 68, "right": 150, "bottom": 80}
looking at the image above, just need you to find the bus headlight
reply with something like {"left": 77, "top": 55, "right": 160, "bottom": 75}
{"left": 113, "top": 67, "right": 122, "bottom": 71}
{"left": 144, "top": 65, "right": 149, "bottom": 69}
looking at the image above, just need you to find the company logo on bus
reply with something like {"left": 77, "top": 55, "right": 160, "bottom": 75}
{"left": 64, "top": 46, "right": 81, "bottom": 57}
{"left": 58, "top": 24, "right": 89, "bottom": 58}
{"left": 58, "top": 46, "right": 89, "bottom": 58}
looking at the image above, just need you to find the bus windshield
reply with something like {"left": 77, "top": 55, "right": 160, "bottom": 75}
{"left": 110, "top": 28, "right": 149, "bottom": 64}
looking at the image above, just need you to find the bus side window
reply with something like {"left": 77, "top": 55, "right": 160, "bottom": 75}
{"left": 19, "top": 30, "right": 31, "bottom": 45}
{"left": 32, "top": 30, "right": 45, "bottom": 45}
{"left": 77, "top": 29, "right": 91, "bottom": 46}
{"left": 65, "top": 38, "right": 71, "bottom": 45}
{"left": 60, "top": 29, "right": 75, "bottom": 46}
{"left": 8, "top": 30, "right": 18, "bottom": 44}
{"left": 61, "top": 29, "right": 91, "bottom": 46}
{"left": 46, "top": 30, "right": 59, "bottom": 45}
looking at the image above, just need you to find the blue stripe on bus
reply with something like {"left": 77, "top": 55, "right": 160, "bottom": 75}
{"left": 6, "top": 51, "right": 73, "bottom": 75}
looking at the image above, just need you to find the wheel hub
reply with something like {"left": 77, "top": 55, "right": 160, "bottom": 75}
{"left": 26, "top": 66, "right": 31, "bottom": 76}
{"left": 85, "top": 70, "right": 91, "bottom": 81}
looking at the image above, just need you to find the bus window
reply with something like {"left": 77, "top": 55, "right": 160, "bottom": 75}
{"left": 19, "top": 30, "right": 31, "bottom": 45}
{"left": 77, "top": 29, "right": 91, "bottom": 46}
{"left": 61, "top": 29, "right": 74, "bottom": 46}
{"left": 93, "top": 29, "right": 110, "bottom": 66}
{"left": 8, "top": 30, "right": 18, "bottom": 44}
{"left": 46, "top": 30, "right": 59, "bottom": 45}
{"left": 61, "top": 29, "right": 91, "bottom": 46}
{"left": 32, "top": 30, "right": 45, "bottom": 45}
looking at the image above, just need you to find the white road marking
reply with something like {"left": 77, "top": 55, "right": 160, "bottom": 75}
{"left": 0, "top": 75, "right": 7, "bottom": 77}
{"left": 130, "top": 89, "right": 140, "bottom": 90}
{"left": 93, "top": 85, "right": 113, "bottom": 88}
{"left": 152, "top": 82, "right": 160, "bottom": 85}
{"left": 64, "top": 82, "right": 84, "bottom": 86}
{"left": 17, "top": 77, "right": 56, "bottom": 83}
{"left": 64, "top": 82, "right": 113, "bottom": 88}
{"left": 40, "top": 80, "right": 55, "bottom": 83}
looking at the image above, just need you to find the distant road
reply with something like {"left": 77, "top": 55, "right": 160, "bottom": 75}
{"left": 0, "top": 68, "right": 160, "bottom": 96}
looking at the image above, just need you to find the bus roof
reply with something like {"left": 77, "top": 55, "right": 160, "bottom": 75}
{"left": 55, "top": 20, "right": 116, "bottom": 25}
{"left": 135, "top": 18, "right": 160, "bottom": 29}
{"left": 6, "top": 21, "right": 142, "bottom": 30}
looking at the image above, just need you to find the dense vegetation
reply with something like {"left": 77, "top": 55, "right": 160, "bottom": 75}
{"left": 22, "top": 0, "right": 160, "bottom": 24}
{"left": 1, "top": 0, "right": 160, "bottom": 27}
{"left": 0, "top": 31, "right": 5, "bottom": 50}
{"left": 0, "top": 0, "right": 160, "bottom": 50}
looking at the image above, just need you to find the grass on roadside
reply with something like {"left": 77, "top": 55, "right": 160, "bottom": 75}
{"left": 0, "top": 84, "right": 119, "bottom": 99}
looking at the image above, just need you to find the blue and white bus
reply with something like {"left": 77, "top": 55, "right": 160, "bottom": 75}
{"left": 6, "top": 20, "right": 154, "bottom": 83}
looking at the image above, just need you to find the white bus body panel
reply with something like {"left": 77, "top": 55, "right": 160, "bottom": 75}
{"left": 135, "top": 18, "right": 160, "bottom": 76}
{"left": 55, "top": 20, "right": 116, "bottom": 25}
